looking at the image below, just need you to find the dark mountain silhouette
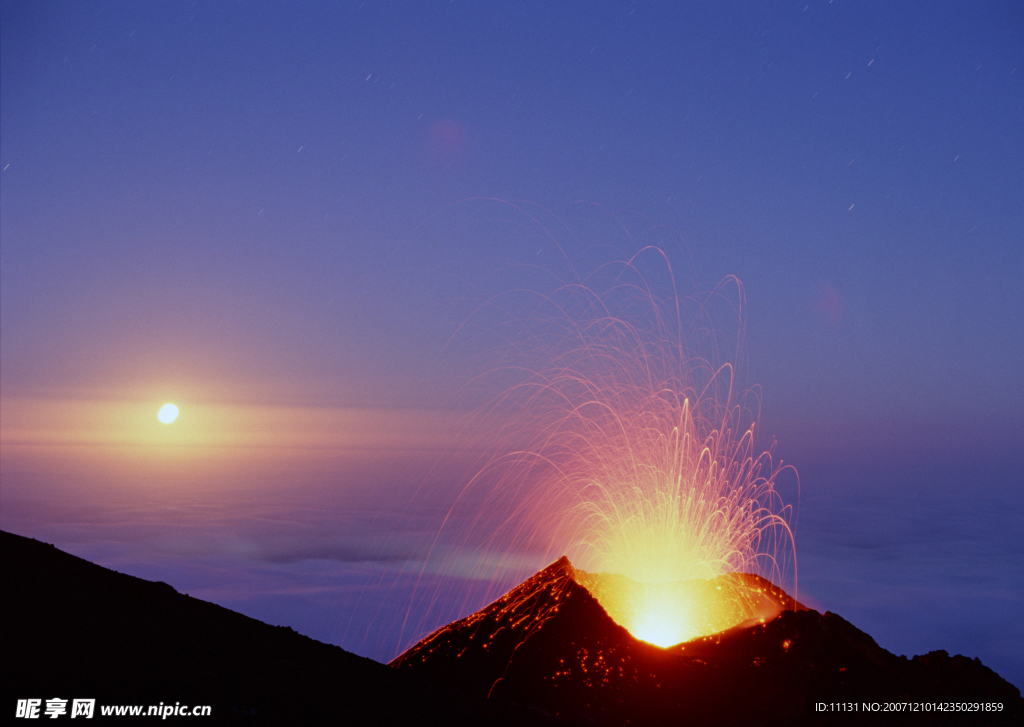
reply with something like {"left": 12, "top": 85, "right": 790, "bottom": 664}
{"left": 7, "top": 530, "right": 1019, "bottom": 725}
{"left": 0, "top": 530, "right": 549, "bottom": 725}
{"left": 392, "top": 556, "right": 1023, "bottom": 726}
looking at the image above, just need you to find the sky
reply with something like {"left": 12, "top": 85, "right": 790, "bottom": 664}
{"left": 2, "top": 1, "right": 1022, "bottom": 688}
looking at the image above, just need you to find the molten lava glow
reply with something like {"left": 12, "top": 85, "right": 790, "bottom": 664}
{"left": 561, "top": 373, "right": 794, "bottom": 644}
{"left": 574, "top": 569, "right": 792, "bottom": 646}
{"left": 631, "top": 597, "right": 694, "bottom": 647}
{"left": 550, "top": 380, "right": 796, "bottom": 643}
{"left": 440, "top": 244, "right": 797, "bottom": 648}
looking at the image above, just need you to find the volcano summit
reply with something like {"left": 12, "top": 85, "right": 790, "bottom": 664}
{"left": 392, "top": 557, "right": 1021, "bottom": 726}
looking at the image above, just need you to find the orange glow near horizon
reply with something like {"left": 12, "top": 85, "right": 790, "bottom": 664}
{"left": 0, "top": 395, "right": 460, "bottom": 464}
{"left": 0, "top": 394, "right": 469, "bottom": 507}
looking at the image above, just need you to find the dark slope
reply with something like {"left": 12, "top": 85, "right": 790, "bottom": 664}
{"left": 392, "top": 557, "right": 1023, "bottom": 726}
{"left": 0, "top": 530, "right": 549, "bottom": 725}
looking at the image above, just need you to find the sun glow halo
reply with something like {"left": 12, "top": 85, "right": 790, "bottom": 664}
{"left": 157, "top": 403, "right": 179, "bottom": 424}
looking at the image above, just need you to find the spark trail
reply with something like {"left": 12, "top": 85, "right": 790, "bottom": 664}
{"left": 407, "top": 209, "right": 797, "bottom": 650}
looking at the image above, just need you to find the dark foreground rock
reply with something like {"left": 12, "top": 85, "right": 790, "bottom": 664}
{"left": 392, "top": 556, "right": 1023, "bottom": 726}
{"left": 0, "top": 530, "right": 550, "bottom": 725}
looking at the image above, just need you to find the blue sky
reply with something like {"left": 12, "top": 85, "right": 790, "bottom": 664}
{"left": 2, "top": 0, "right": 1022, "bottom": 687}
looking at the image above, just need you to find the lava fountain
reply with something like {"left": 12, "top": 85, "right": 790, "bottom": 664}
{"left": 421, "top": 225, "right": 797, "bottom": 650}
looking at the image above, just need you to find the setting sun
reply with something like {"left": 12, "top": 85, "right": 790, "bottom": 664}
{"left": 157, "top": 404, "right": 179, "bottom": 424}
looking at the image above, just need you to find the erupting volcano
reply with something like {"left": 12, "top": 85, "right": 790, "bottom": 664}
{"left": 392, "top": 244, "right": 1022, "bottom": 723}
{"left": 534, "top": 374, "right": 797, "bottom": 648}
{"left": 573, "top": 566, "right": 803, "bottom": 648}
{"left": 416, "top": 247, "right": 797, "bottom": 654}
{"left": 392, "top": 556, "right": 1020, "bottom": 725}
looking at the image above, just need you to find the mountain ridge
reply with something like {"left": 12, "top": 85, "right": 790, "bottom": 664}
{"left": 392, "top": 556, "right": 1023, "bottom": 725}
{"left": 0, "top": 529, "right": 548, "bottom": 725}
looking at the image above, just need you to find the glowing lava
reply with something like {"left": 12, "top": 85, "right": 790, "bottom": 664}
{"left": 434, "top": 241, "right": 797, "bottom": 650}
{"left": 541, "top": 375, "right": 798, "bottom": 645}
{"left": 574, "top": 569, "right": 799, "bottom": 646}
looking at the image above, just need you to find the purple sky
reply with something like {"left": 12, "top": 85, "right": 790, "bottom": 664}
{"left": 2, "top": 1, "right": 1022, "bottom": 688}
